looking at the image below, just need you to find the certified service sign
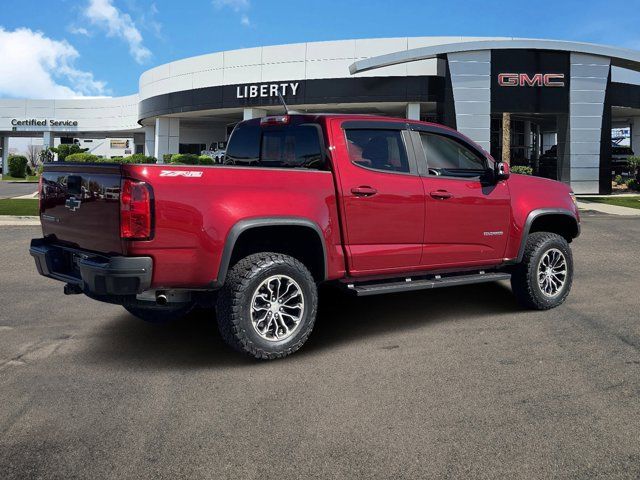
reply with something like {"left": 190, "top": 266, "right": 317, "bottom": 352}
{"left": 11, "top": 119, "right": 79, "bottom": 127}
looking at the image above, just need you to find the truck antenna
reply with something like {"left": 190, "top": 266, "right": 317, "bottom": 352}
{"left": 277, "top": 92, "right": 289, "bottom": 114}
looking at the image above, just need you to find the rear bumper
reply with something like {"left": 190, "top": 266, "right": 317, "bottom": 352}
{"left": 29, "top": 238, "right": 152, "bottom": 296}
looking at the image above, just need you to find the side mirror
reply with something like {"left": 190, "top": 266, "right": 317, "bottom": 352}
{"left": 495, "top": 162, "right": 510, "bottom": 180}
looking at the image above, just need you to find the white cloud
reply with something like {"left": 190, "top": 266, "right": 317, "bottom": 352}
{"left": 84, "top": 0, "right": 151, "bottom": 63}
{"left": 0, "top": 27, "right": 108, "bottom": 99}
{"left": 213, "top": 0, "right": 250, "bottom": 11}
{"left": 213, "top": 0, "right": 251, "bottom": 27}
{"left": 68, "top": 26, "right": 90, "bottom": 36}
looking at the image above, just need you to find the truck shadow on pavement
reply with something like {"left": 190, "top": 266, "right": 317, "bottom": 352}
{"left": 86, "top": 281, "right": 521, "bottom": 368}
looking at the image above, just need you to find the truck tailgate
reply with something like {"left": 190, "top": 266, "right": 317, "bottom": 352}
{"left": 40, "top": 163, "right": 124, "bottom": 254}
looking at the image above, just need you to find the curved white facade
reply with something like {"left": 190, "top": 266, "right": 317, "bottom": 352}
{"left": 138, "top": 36, "right": 505, "bottom": 101}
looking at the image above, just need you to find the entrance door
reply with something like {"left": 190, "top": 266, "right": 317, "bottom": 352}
{"left": 414, "top": 130, "right": 511, "bottom": 268}
{"left": 333, "top": 122, "right": 425, "bottom": 275}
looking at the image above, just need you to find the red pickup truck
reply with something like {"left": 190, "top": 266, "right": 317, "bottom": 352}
{"left": 30, "top": 114, "right": 580, "bottom": 359}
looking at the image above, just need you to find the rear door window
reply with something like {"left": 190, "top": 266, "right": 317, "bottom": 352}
{"left": 345, "top": 129, "right": 410, "bottom": 173}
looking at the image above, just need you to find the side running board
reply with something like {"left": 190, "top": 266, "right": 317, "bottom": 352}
{"left": 342, "top": 271, "right": 511, "bottom": 297}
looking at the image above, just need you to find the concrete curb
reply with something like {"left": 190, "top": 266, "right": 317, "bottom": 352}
{"left": 11, "top": 192, "right": 39, "bottom": 199}
{"left": 577, "top": 201, "right": 640, "bottom": 216}
{"left": 0, "top": 216, "right": 40, "bottom": 226}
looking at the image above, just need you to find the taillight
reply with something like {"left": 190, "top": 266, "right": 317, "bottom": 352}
{"left": 260, "top": 115, "right": 289, "bottom": 126}
{"left": 120, "top": 178, "right": 153, "bottom": 240}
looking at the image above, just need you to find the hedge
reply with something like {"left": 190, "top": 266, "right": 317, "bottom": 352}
{"left": 64, "top": 153, "right": 157, "bottom": 164}
{"left": 8, "top": 155, "right": 29, "bottom": 178}
{"left": 169, "top": 153, "right": 214, "bottom": 165}
{"left": 169, "top": 153, "right": 200, "bottom": 165}
{"left": 65, "top": 153, "right": 101, "bottom": 163}
{"left": 511, "top": 166, "right": 533, "bottom": 175}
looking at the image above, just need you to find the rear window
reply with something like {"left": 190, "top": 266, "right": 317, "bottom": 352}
{"left": 345, "top": 129, "right": 410, "bottom": 173}
{"left": 225, "top": 123, "right": 324, "bottom": 169}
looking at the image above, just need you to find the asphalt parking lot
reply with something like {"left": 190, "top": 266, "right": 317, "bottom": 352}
{"left": 1, "top": 215, "right": 639, "bottom": 479}
{"left": 0, "top": 181, "right": 38, "bottom": 199}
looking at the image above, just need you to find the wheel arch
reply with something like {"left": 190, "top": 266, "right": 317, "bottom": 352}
{"left": 516, "top": 208, "right": 580, "bottom": 263}
{"left": 213, "top": 217, "right": 328, "bottom": 287}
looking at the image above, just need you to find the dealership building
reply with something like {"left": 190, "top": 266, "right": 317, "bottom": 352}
{"left": 2, "top": 36, "right": 640, "bottom": 194}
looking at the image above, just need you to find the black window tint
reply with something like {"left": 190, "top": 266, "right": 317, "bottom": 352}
{"left": 225, "top": 124, "right": 260, "bottom": 164}
{"left": 421, "top": 133, "right": 486, "bottom": 175}
{"left": 225, "top": 123, "right": 324, "bottom": 169}
{"left": 261, "top": 126, "right": 323, "bottom": 168}
{"left": 345, "top": 129, "right": 409, "bottom": 173}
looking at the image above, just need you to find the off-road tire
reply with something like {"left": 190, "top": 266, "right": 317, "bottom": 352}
{"left": 124, "top": 302, "right": 194, "bottom": 324}
{"left": 511, "top": 232, "right": 573, "bottom": 310}
{"left": 216, "top": 252, "right": 318, "bottom": 360}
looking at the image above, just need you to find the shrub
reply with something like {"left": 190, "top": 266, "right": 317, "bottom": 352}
{"left": 198, "top": 155, "right": 214, "bottom": 165}
{"left": 511, "top": 165, "right": 533, "bottom": 175}
{"left": 169, "top": 153, "right": 200, "bottom": 165}
{"left": 65, "top": 153, "right": 100, "bottom": 163}
{"left": 121, "top": 153, "right": 156, "bottom": 164}
{"left": 163, "top": 154, "right": 173, "bottom": 163}
{"left": 626, "top": 178, "right": 639, "bottom": 191}
{"left": 51, "top": 144, "right": 89, "bottom": 161}
{"left": 614, "top": 174, "right": 624, "bottom": 185}
{"left": 8, "top": 155, "right": 28, "bottom": 178}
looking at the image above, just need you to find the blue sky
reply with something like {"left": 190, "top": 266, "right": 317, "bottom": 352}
{"left": 1, "top": 0, "right": 640, "bottom": 98}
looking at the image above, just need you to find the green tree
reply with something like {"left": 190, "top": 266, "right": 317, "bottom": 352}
{"left": 50, "top": 144, "right": 89, "bottom": 161}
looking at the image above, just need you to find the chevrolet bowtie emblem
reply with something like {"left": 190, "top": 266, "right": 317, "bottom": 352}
{"left": 65, "top": 196, "right": 82, "bottom": 212}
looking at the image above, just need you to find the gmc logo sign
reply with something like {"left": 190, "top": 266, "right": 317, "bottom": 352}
{"left": 498, "top": 73, "right": 565, "bottom": 87}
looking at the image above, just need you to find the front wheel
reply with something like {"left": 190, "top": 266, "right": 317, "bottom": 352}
{"left": 216, "top": 252, "right": 318, "bottom": 360}
{"left": 511, "top": 232, "right": 574, "bottom": 310}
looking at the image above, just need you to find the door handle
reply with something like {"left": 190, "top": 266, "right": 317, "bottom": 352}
{"left": 351, "top": 186, "right": 378, "bottom": 197}
{"left": 430, "top": 190, "right": 452, "bottom": 200}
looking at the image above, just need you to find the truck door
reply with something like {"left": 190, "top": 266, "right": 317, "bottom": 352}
{"left": 331, "top": 121, "right": 425, "bottom": 276}
{"left": 411, "top": 128, "right": 511, "bottom": 268}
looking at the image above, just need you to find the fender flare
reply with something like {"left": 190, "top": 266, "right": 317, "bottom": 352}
{"left": 516, "top": 208, "right": 580, "bottom": 263}
{"left": 213, "top": 217, "right": 328, "bottom": 288}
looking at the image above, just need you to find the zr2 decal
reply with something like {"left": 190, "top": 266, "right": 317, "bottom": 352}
{"left": 159, "top": 170, "right": 203, "bottom": 178}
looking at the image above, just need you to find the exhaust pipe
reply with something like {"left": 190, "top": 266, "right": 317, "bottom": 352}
{"left": 156, "top": 292, "right": 168, "bottom": 306}
{"left": 64, "top": 283, "right": 83, "bottom": 295}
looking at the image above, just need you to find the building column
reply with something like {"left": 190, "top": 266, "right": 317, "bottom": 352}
{"left": 42, "top": 131, "right": 54, "bottom": 151}
{"left": 154, "top": 118, "right": 180, "bottom": 163}
{"left": 406, "top": 103, "right": 420, "bottom": 120}
{"left": 569, "top": 53, "right": 610, "bottom": 194}
{"left": 632, "top": 117, "right": 640, "bottom": 157}
{"left": 143, "top": 126, "right": 155, "bottom": 157}
{"left": 446, "top": 51, "right": 491, "bottom": 152}
{"left": 243, "top": 108, "right": 267, "bottom": 121}
{"left": 1, "top": 137, "right": 9, "bottom": 176}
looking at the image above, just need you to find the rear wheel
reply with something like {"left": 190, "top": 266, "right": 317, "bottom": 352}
{"left": 123, "top": 302, "right": 194, "bottom": 324}
{"left": 511, "top": 232, "right": 573, "bottom": 310}
{"left": 216, "top": 252, "right": 318, "bottom": 360}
